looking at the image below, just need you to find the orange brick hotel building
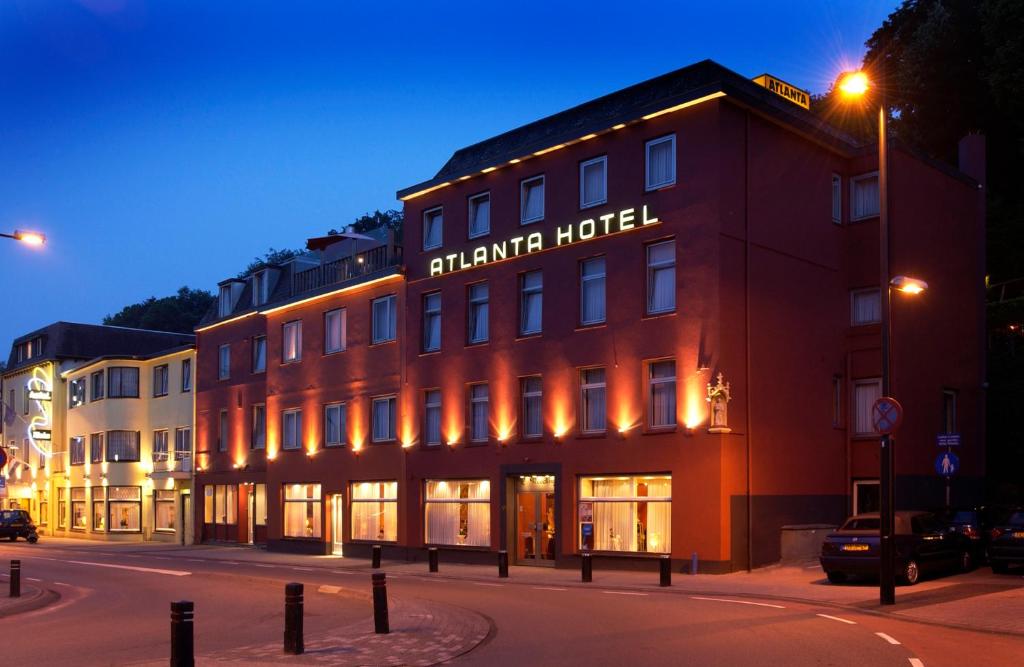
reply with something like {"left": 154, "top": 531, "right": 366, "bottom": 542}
{"left": 193, "top": 60, "right": 985, "bottom": 571}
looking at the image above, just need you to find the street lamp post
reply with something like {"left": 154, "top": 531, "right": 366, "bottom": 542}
{"left": 1, "top": 230, "right": 46, "bottom": 246}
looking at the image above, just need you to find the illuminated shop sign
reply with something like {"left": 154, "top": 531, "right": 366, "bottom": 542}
{"left": 27, "top": 389, "right": 52, "bottom": 401}
{"left": 29, "top": 428, "right": 52, "bottom": 441}
{"left": 26, "top": 366, "right": 54, "bottom": 458}
{"left": 752, "top": 74, "right": 810, "bottom": 110}
{"left": 428, "top": 204, "right": 660, "bottom": 277}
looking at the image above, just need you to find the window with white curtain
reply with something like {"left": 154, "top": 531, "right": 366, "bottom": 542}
{"left": 646, "top": 240, "right": 676, "bottom": 315}
{"left": 69, "top": 436, "right": 85, "bottom": 465}
{"left": 579, "top": 475, "right": 671, "bottom": 553}
{"left": 372, "top": 396, "right": 397, "bottom": 442}
{"left": 469, "top": 192, "right": 490, "bottom": 238}
{"left": 69, "top": 377, "right": 86, "bottom": 408}
{"left": 108, "top": 486, "right": 141, "bottom": 532}
{"left": 218, "top": 345, "right": 231, "bottom": 380}
{"left": 181, "top": 358, "right": 191, "bottom": 392}
{"left": 155, "top": 490, "right": 176, "bottom": 532}
{"left": 282, "top": 320, "right": 302, "bottom": 362}
{"left": 90, "top": 433, "right": 104, "bottom": 463}
{"left": 207, "top": 485, "right": 237, "bottom": 525}
{"left": 521, "top": 176, "right": 545, "bottom": 224}
{"left": 106, "top": 430, "right": 140, "bottom": 462}
{"left": 152, "top": 430, "right": 169, "bottom": 462}
{"left": 218, "top": 284, "right": 233, "bottom": 317}
{"left": 252, "top": 336, "right": 267, "bottom": 372}
{"left": 580, "top": 257, "right": 606, "bottom": 325}
{"left": 252, "top": 270, "right": 268, "bottom": 306}
{"left": 108, "top": 366, "right": 140, "bottom": 397}
{"left": 324, "top": 402, "right": 346, "bottom": 447}
{"left": 519, "top": 270, "right": 543, "bottom": 336}
{"left": 521, "top": 377, "right": 543, "bottom": 439}
{"left": 372, "top": 295, "right": 398, "bottom": 344}
{"left": 351, "top": 481, "right": 398, "bottom": 541}
{"left": 580, "top": 156, "right": 607, "bottom": 208}
{"left": 423, "top": 207, "right": 443, "bottom": 250}
{"left": 283, "top": 483, "right": 321, "bottom": 538}
{"left": 324, "top": 308, "right": 346, "bottom": 354}
{"left": 71, "top": 487, "right": 86, "bottom": 530}
{"left": 254, "top": 483, "right": 267, "bottom": 526}
{"left": 153, "top": 364, "right": 169, "bottom": 397}
{"left": 853, "top": 379, "right": 882, "bottom": 436}
{"left": 424, "top": 479, "right": 491, "bottom": 547}
{"left": 467, "top": 283, "right": 489, "bottom": 344}
{"left": 218, "top": 409, "right": 228, "bottom": 452}
{"left": 282, "top": 409, "right": 303, "bottom": 450}
{"left": 645, "top": 135, "right": 676, "bottom": 190}
{"left": 832, "top": 173, "right": 842, "bottom": 223}
{"left": 850, "top": 172, "right": 880, "bottom": 220}
{"left": 92, "top": 486, "right": 106, "bottom": 531}
{"left": 851, "top": 288, "right": 881, "bottom": 325}
{"left": 580, "top": 368, "right": 607, "bottom": 433}
{"left": 469, "top": 384, "right": 489, "bottom": 442}
{"left": 174, "top": 427, "right": 191, "bottom": 460}
{"left": 423, "top": 292, "right": 442, "bottom": 352}
{"left": 91, "top": 370, "right": 105, "bottom": 400}
{"left": 424, "top": 390, "right": 442, "bottom": 446}
{"left": 251, "top": 405, "right": 266, "bottom": 449}
{"left": 648, "top": 360, "right": 677, "bottom": 428}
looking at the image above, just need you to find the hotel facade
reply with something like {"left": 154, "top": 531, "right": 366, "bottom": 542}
{"left": 194, "top": 60, "right": 985, "bottom": 570}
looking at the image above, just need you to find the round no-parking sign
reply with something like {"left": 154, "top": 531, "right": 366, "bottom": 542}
{"left": 872, "top": 397, "right": 903, "bottom": 435}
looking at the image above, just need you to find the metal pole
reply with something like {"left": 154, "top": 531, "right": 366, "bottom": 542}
{"left": 371, "top": 544, "right": 382, "bottom": 569}
{"left": 170, "top": 600, "right": 195, "bottom": 667}
{"left": 498, "top": 549, "right": 509, "bottom": 578}
{"left": 9, "top": 560, "right": 20, "bottom": 598}
{"left": 878, "top": 97, "right": 896, "bottom": 606}
{"left": 428, "top": 547, "right": 438, "bottom": 573}
{"left": 372, "top": 573, "right": 389, "bottom": 634}
{"left": 283, "top": 582, "right": 304, "bottom": 655}
{"left": 659, "top": 555, "right": 671, "bottom": 587}
{"left": 581, "top": 552, "right": 592, "bottom": 582}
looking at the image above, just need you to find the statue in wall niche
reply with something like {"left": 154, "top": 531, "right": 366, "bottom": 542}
{"left": 706, "top": 372, "right": 732, "bottom": 434}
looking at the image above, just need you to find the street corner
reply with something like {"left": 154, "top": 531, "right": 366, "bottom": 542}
{"left": 0, "top": 582, "right": 61, "bottom": 619}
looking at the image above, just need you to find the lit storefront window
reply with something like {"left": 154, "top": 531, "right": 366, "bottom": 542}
{"left": 579, "top": 475, "right": 671, "bottom": 553}
{"left": 205, "top": 485, "right": 237, "bottom": 526}
{"left": 283, "top": 483, "right": 322, "bottom": 539}
{"left": 351, "top": 481, "right": 398, "bottom": 542}
{"left": 92, "top": 487, "right": 106, "bottom": 532}
{"left": 424, "top": 480, "right": 490, "bottom": 547}
{"left": 155, "top": 490, "right": 176, "bottom": 532}
{"left": 71, "top": 487, "right": 86, "bottom": 530}
{"left": 108, "top": 486, "right": 141, "bottom": 532}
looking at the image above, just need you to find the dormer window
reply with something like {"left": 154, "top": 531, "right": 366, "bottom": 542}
{"left": 218, "top": 285, "right": 233, "bottom": 318}
{"left": 253, "top": 271, "right": 268, "bottom": 307}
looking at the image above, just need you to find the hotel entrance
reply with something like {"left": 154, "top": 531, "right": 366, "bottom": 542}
{"left": 514, "top": 475, "right": 556, "bottom": 566}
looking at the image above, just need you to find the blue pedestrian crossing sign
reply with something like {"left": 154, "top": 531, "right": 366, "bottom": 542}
{"left": 935, "top": 451, "right": 960, "bottom": 477}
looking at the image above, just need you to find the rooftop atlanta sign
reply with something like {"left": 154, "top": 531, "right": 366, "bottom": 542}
{"left": 428, "top": 204, "right": 660, "bottom": 277}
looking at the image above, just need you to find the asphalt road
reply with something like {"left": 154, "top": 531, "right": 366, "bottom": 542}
{"left": 1, "top": 540, "right": 1022, "bottom": 666}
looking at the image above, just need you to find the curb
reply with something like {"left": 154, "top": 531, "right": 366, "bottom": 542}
{"left": 0, "top": 585, "right": 61, "bottom": 619}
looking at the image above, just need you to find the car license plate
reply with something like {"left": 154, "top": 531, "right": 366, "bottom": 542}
{"left": 842, "top": 544, "right": 869, "bottom": 551}
{"left": 1013, "top": 531, "right": 1024, "bottom": 539}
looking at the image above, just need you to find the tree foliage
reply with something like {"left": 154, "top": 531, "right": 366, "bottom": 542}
{"left": 103, "top": 286, "right": 214, "bottom": 333}
{"left": 237, "top": 247, "right": 306, "bottom": 278}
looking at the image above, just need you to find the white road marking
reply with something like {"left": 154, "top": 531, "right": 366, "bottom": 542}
{"left": 55, "top": 582, "right": 71, "bottom": 586}
{"left": 33, "top": 556, "right": 190, "bottom": 577}
{"left": 603, "top": 591, "right": 648, "bottom": 596}
{"left": 690, "top": 596, "right": 785, "bottom": 609}
{"left": 472, "top": 582, "right": 503, "bottom": 587}
{"left": 186, "top": 559, "right": 204, "bottom": 563}
{"left": 293, "top": 567, "right": 316, "bottom": 572}
{"left": 908, "top": 659, "right": 925, "bottom": 667}
{"left": 532, "top": 586, "right": 567, "bottom": 591}
{"left": 253, "top": 564, "right": 274, "bottom": 568}
{"left": 816, "top": 613, "right": 857, "bottom": 625}
{"left": 222, "top": 561, "right": 240, "bottom": 565}
{"left": 876, "top": 632, "right": 901, "bottom": 645}
{"left": 805, "top": 565, "right": 822, "bottom": 569}
{"left": 26, "top": 577, "right": 41, "bottom": 582}
{"left": 318, "top": 585, "right": 342, "bottom": 594}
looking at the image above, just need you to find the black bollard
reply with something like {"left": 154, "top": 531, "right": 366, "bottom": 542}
{"left": 498, "top": 550, "right": 509, "bottom": 578}
{"left": 581, "top": 552, "right": 593, "bottom": 583}
{"left": 659, "top": 555, "right": 672, "bottom": 587}
{"left": 428, "top": 547, "right": 438, "bottom": 573}
{"left": 371, "top": 544, "right": 382, "bottom": 569}
{"left": 284, "top": 582, "right": 304, "bottom": 655}
{"left": 170, "top": 600, "right": 195, "bottom": 667}
{"left": 9, "top": 560, "right": 21, "bottom": 598}
{"left": 372, "top": 572, "right": 389, "bottom": 634}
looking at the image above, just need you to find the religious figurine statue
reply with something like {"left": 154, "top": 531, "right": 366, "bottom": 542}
{"left": 706, "top": 372, "right": 732, "bottom": 433}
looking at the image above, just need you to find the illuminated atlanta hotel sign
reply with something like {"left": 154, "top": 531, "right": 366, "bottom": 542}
{"left": 428, "top": 204, "right": 660, "bottom": 276}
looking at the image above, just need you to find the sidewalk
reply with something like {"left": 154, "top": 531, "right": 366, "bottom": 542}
{"left": 0, "top": 580, "right": 60, "bottom": 618}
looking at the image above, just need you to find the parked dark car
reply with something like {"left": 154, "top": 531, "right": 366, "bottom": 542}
{"left": 820, "top": 511, "right": 971, "bottom": 585}
{"left": 988, "top": 507, "right": 1024, "bottom": 574}
{"left": 0, "top": 509, "right": 39, "bottom": 543}
{"left": 934, "top": 506, "right": 992, "bottom": 565}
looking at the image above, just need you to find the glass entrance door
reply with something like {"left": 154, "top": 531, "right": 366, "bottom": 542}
{"left": 331, "top": 495, "right": 344, "bottom": 556}
{"left": 515, "top": 475, "right": 556, "bottom": 566}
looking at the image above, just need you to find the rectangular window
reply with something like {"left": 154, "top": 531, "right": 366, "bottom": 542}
{"left": 204, "top": 486, "right": 214, "bottom": 524}
{"left": 468, "top": 282, "right": 489, "bottom": 344}
{"left": 851, "top": 172, "right": 880, "bottom": 220}
{"left": 853, "top": 379, "right": 882, "bottom": 436}
{"left": 468, "top": 192, "right": 490, "bottom": 238}
{"left": 851, "top": 288, "right": 881, "bottom": 325}
{"left": 218, "top": 285, "right": 233, "bottom": 318}
{"left": 580, "top": 257, "right": 606, "bottom": 325}
{"left": 425, "top": 479, "right": 491, "bottom": 547}
{"left": 831, "top": 173, "right": 842, "bottom": 223}
{"left": 218, "top": 409, "right": 228, "bottom": 452}
{"left": 38, "top": 492, "right": 48, "bottom": 527}
{"left": 372, "top": 396, "right": 397, "bottom": 443}
{"left": 71, "top": 488, "right": 86, "bottom": 530}
{"left": 579, "top": 475, "right": 671, "bottom": 553}
{"left": 90, "top": 433, "right": 104, "bottom": 464}
{"left": 108, "top": 367, "right": 140, "bottom": 398}
{"left": 57, "top": 488, "right": 67, "bottom": 530}
{"left": 324, "top": 308, "right": 347, "bottom": 354}
{"left": 521, "top": 376, "right": 543, "bottom": 439}
{"left": 92, "top": 487, "right": 106, "bottom": 532}
{"left": 153, "top": 364, "right": 169, "bottom": 397}
{"left": 645, "top": 135, "right": 676, "bottom": 190}
{"left": 254, "top": 483, "right": 267, "bottom": 526}
{"left": 282, "top": 409, "right": 303, "bottom": 450}
{"left": 469, "top": 384, "right": 489, "bottom": 442}
{"left": 218, "top": 345, "right": 231, "bottom": 380}
{"left": 155, "top": 490, "right": 176, "bottom": 532}
{"left": 519, "top": 270, "right": 543, "bottom": 336}
{"left": 252, "top": 336, "right": 267, "bottom": 373}
{"left": 106, "top": 430, "right": 140, "bottom": 462}
{"left": 832, "top": 375, "right": 843, "bottom": 428}
{"left": 423, "top": 206, "right": 443, "bottom": 250}
{"left": 372, "top": 294, "right": 398, "bottom": 344}
{"left": 283, "top": 483, "right": 322, "bottom": 538}
{"left": 152, "top": 430, "right": 169, "bottom": 463}
{"left": 423, "top": 292, "right": 442, "bottom": 352}
{"left": 324, "top": 403, "right": 346, "bottom": 447}
{"left": 251, "top": 405, "right": 266, "bottom": 450}
{"left": 521, "top": 175, "right": 545, "bottom": 224}
{"left": 213, "top": 484, "right": 238, "bottom": 525}
{"left": 424, "top": 389, "right": 442, "bottom": 446}
{"left": 580, "top": 368, "right": 607, "bottom": 433}
{"left": 91, "top": 370, "right": 105, "bottom": 401}
{"left": 646, "top": 240, "right": 676, "bottom": 315}
{"left": 108, "top": 486, "right": 141, "bottom": 532}
{"left": 252, "top": 271, "right": 267, "bottom": 307}
{"left": 580, "top": 156, "right": 607, "bottom": 208}
{"left": 69, "top": 436, "right": 85, "bottom": 466}
{"left": 181, "top": 358, "right": 192, "bottom": 392}
{"left": 942, "top": 389, "right": 958, "bottom": 434}
{"left": 282, "top": 320, "right": 302, "bottom": 363}
{"left": 174, "top": 428, "right": 191, "bottom": 461}
{"left": 351, "top": 481, "right": 398, "bottom": 541}
{"left": 648, "top": 360, "right": 677, "bottom": 428}
{"left": 69, "top": 378, "right": 86, "bottom": 408}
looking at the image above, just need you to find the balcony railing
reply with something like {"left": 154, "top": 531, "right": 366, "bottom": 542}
{"left": 153, "top": 456, "right": 192, "bottom": 474}
{"left": 292, "top": 244, "right": 403, "bottom": 295}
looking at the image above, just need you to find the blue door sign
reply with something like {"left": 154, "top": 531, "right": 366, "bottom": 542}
{"left": 935, "top": 451, "right": 960, "bottom": 477}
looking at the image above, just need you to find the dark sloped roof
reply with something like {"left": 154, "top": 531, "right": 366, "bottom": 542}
{"left": 398, "top": 59, "right": 860, "bottom": 199}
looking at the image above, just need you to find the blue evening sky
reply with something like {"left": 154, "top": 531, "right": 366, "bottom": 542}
{"left": 0, "top": 0, "right": 898, "bottom": 350}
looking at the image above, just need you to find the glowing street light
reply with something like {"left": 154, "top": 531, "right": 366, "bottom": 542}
{"left": 837, "top": 71, "right": 870, "bottom": 97}
{"left": 2, "top": 229, "right": 46, "bottom": 246}
{"left": 890, "top": 275, "right": 928, "bottom": 295}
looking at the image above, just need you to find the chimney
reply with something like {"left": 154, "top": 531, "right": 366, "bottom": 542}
{"left": 958, "top": 133, "right": 986, "bottom": 189}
